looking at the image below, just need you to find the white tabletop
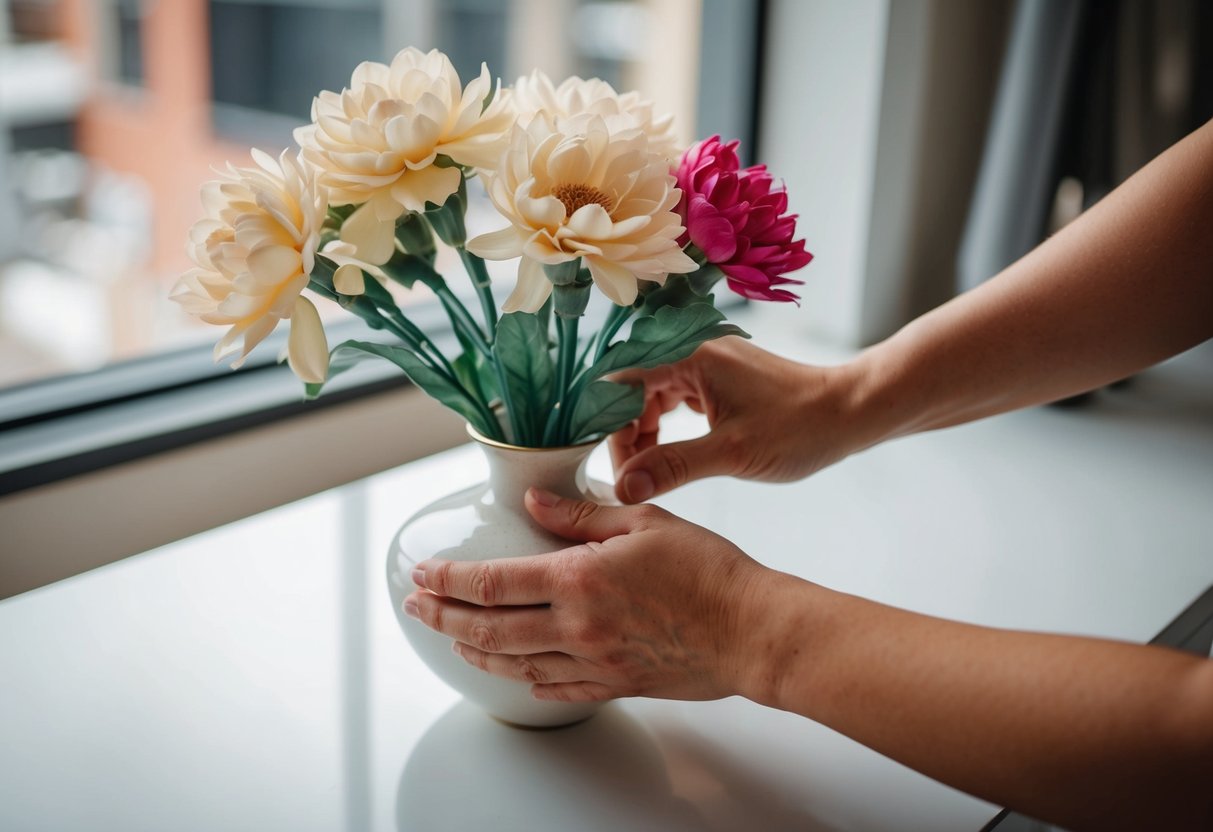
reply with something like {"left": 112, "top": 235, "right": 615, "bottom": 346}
{"left": 2, "top": 336, "right": 1211, "bottom": 832}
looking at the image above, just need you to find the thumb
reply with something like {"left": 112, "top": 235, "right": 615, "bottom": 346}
{"left": 524, "top": 488, "right": 638, "bottom": 542}
{"left": 614, "top": 434, "right": 732, "bottom": 503}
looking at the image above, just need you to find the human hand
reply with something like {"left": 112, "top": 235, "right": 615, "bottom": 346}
{"left": 609, "top": 336, "right": 865, "bottom": 503}
{"left": 404, "top": 488, "right": 779, "bottom": 704}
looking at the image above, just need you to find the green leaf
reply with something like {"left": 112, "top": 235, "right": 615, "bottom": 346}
{"left": 379, "top": 252, "right": 440, "bottom": 290}
{"left": 492, "top": 312, "right": 554, "bottom": 445}
{"left": 302, "top": 338, "right": 370, "bottom": 400}
{"left": 636, "top": 272, "right": 717, "bottom": 317}
{"left": 567, "top": 380, "right": 644, "bottom": 444}
{"left": 535, "top": 295, "right": 554, "bottom": 347}
{"left": 584, "top": 303, "right": 749, "bottom": 381}
{"left": 452, "top": 347, "right": 499, "bottom": 405}
{"left": 306, "top": 340, "right": 497, "bottom": 438}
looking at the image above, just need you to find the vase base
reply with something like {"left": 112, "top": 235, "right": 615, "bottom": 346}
{"left": 490, "top": 711, "right": 599, "bottom": 731}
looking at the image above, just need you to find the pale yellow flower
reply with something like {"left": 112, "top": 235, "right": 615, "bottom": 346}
{"left": 511, "top": 70, "right": 681, "bottom": 160}
{"left": 466, "top": 115, "right": 696, "bottom": 310}
{"left": 294, "top": 47, "right": 514, "bottom": 258}
{"left": 170, "top": 149, "right": 330, "bottom": 383}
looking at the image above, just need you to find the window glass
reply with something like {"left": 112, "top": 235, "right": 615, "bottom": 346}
{"left": 0, "top": 0, "right": 726, "bottom": 392}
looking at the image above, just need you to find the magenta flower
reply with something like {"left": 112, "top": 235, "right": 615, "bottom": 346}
{"left": 674, "top": 136, "right": 812, "bottom": 302}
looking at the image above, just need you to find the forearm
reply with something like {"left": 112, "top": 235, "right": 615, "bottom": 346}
{"left": 843, "top": 119, "right": 1213, "bottom": 445}
{"left": 738, "top": 573, "right": 1213, "bottom": 830}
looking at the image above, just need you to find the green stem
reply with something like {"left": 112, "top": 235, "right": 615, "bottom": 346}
{"left": 430, "top": 286, "right": 514, "bottom": 441}
{"left": 431, "top": 283, "right": 492, "bottom": 359}
{"left": 593, "top": 303, "right": 636, "bottom": 363}
{"left": 309, "top": 279, "right": 433, "bottom": 367}
{"left": 544, "top": 314, "right": 580, "bottom": 445}
{"left": 308, "top": 279, "right": 500, "bottom": 440}
{"left": 457, "top": 247, "right": 498, "bottom": 342}
{"left": 381, "top": 305, "right": 460, "bottom": 379}
{"left": 492, "top": 357, "right": 525, "bottom": 445}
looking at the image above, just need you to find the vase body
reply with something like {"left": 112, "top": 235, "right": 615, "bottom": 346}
{"left": 386, "top": 429, "right": 609, "bottom": 728}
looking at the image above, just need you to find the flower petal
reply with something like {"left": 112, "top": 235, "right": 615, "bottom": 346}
{"left": 584, "top": 256, "right": 639, "bottom": 306}
{"left": 340, "top": 202, "right": 397, "bottom": 265}
{"left": 564, "top": 204, "right": 613, "bottom": 240}
{"left": 502, "top": 257, "right": 553, "bottom": 313}
{"left": 466, "top": 226, "right": 526, "bottom": 260}
{"left": 246, "top": 244, "right": 302, "bottom": 286}
{"left": 391, "top": 164, "right": 461, "bottom": 213}
{"left": 334, "top": 263, "right": 366, "bottom": 295}
{"left": 287, "top": 297, "right": 330, "bottom": 383}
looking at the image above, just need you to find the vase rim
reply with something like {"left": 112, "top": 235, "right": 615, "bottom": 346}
{"left": 465, "top": 423, "right": 603, "bottom": 453}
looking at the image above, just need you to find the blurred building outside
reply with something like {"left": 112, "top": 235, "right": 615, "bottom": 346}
{"left": 0, "top": 0, "right": 703, "bottom": 390}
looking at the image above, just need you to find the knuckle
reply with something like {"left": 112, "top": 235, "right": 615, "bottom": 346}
{"left": 430, "top": 561, "right": 453, "bottom": 595}
{"left": 631, "top": 503, "right": 668, "bottom": 528}
{"left": 470, "top": 563, "right": 499, "bottom": 606}
{"left": 468, "top": 646, "right": 489, "bottom": 671}
{"left": 572, "top": 618, "right": 607, "bottom": 649}
{"left": 468, "top": 620, "right": 501, "bottom": 653}
{"left": 424, "top": 600, "right": 444, "bottom": 633}
{"left": 557, "top": 551, "right": 601, "bottom": 596}
{"left": 567, "top": 499, "right": 600, "bottom": 529}
{"left": 515, "top": 657, "right": 548, "bottom": 684}
{"left": 662, "top": 447, "right": 690, "bottom": 488}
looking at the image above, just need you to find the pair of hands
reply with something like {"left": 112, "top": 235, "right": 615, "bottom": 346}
{"left": 404, "top": 337, "right": 858, "bottom": 703}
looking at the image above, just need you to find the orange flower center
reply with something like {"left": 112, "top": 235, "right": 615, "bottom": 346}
{"left": 552, "top": 183, "right": 612, "bottom": 217}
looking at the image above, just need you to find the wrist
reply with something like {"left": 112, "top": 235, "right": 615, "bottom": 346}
{"left": 729, "top": 568, "right": 836, "bottom": 712}
{"left": 834, "top": 335, "right": 923, "bottom": 451}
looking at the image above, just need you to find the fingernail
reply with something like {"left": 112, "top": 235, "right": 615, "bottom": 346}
{"left": 529, "top": 487, "right": 560, "bottom": 507}
{"left": 623, "top": 470, "right": 654, "bottom": 502}
{"left": 451, "top": 642, "right": 464, "bottom": 658}
{"left": 411, "top": 567, "right": 426, "bottom": 588}
{"left": 404, "top": 597, "right": 420, "bottom": 619}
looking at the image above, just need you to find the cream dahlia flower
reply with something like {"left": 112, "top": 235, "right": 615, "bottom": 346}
{"left": 511, "top": 70, "right": 681, "bottom": 160}
{"left": 170, "top": 148, "right": 330, "bottom": 383}
{"left": 294, "top": 47, "right": 514, "bottom": 259}
{"left": 466, "top": 115, "right": 696, "bottom": 311}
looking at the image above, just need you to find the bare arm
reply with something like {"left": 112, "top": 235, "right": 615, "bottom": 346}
{"left": 845, "top": 117, "right": 1213, "bottom": 447}
{"left": 746, "top": 573, "right": 1213, "bottom": 831}
{"left": 408, "top": 123, "right": 1213, "bottom": 829}
{"left": 409, "top": 496, "right": 1213, "bottom": 831}
{"left": 610, "top": 120, "right": 1213, "bottom": 502}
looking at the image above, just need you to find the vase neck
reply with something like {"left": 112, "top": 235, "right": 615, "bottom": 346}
{"left": 477, "top": 440, "right": 599, "bottom": 511}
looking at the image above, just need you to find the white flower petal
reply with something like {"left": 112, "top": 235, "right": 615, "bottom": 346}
{"left": 466, "top": 226, "right": 526, "bottom": 260}
{"left": 502, "top": 257, "right": 553, "bottom": 313}
{"left": 340, "top": 202, "right": 396, "bottom": 265}
{"left": 297, "top": 47, "right": 513, "bottom": 210}
{"left": 585, "top": 256, "right": 640, "bottom": 306}
{"left": 516, "top": 193, "right": 565, "bottom": 229}
{"left": 286, "top": 297, "right": 330, "bottom": 383}
{"left": 564, "top": 204, "right": 613, "bottom": 239}
{"left": 333, "top": 263, "right": 366, "bottom": 295}
{"left": 391, "top": 164, "right": 461, "bottom": 213}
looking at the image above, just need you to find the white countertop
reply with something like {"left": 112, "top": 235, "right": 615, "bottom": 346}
{"left": 2, "top": 333, "right": 1211, "bottom": 831}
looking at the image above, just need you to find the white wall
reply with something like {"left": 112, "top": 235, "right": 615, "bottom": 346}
{"left": 761, "top": 0, "right": 1010, "bottom": 348}
{"left": 760, "top": 0, "right": 890, "bottom": 346}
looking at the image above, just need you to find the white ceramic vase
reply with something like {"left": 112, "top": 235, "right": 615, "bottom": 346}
{"left": 386, "top": 427, "right": 610, "bottom": 728}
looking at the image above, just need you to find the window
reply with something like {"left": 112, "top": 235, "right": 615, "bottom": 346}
{"left": 0, "top": 0, "right": 763, "bottom": 507}
{"left": 208, "top": 0, "right": 385, "bottom": 146}
{"left": 112, "top": 0, "right": 146, "bottom": 87}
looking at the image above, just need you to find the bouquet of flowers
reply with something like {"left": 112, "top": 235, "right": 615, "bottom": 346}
{"left": 173, "top": 48, "right": 811, "bottom": 448}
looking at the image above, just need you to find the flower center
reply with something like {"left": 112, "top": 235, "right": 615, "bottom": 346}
{"left": 552, "top": 183, "right": 612, "bottom": 217}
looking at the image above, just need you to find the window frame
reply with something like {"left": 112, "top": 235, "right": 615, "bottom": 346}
{"left": 0, "top": 1, "right": 768, "bottom": 593}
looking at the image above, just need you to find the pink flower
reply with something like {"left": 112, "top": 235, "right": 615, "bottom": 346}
{"left": 675, "top": 136, "right": 812, "bottom": 302}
